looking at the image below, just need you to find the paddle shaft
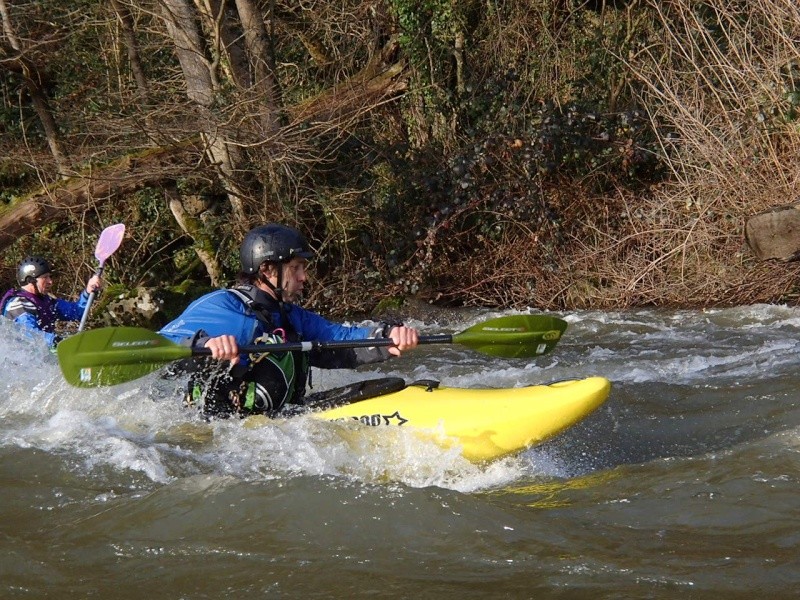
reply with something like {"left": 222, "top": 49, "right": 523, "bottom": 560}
{"left": 195, "top": 334, "right": 455, "bottom": 356}
{"left": 77, "top": 264, "right": 106, "bottom": 332}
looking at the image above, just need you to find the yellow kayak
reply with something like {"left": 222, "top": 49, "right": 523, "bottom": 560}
{"left": 312, "top": 377, "right": 611, "bottom": 463}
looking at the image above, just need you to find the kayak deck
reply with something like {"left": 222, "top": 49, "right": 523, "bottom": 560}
{"left": 313, "top": 376, "right": 611, "bottom": 463}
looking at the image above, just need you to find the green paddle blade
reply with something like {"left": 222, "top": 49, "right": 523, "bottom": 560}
{"left": 58, "top": 326, "right": 191, "bottom": 387}
{"left": 452, "top": 314, "right": 567, "bottom": 359}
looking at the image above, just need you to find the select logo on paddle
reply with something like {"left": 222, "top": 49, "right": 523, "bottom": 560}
{"left": 340, "top": 411, "right": 409, "bottom": 427}
{"left": 110, "top": 340, "right": 162, "bottom": 347}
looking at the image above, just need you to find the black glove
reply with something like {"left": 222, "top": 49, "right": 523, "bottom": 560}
{"left": 379, "top": 320, "right": 404, "bottom": 338}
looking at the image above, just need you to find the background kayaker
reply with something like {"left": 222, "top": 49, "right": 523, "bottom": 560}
{"left": 1, "top": 256, "right": 103, "bottom": 348}
{"left": 159, "top": 223, "right": 419, "bottom": 417}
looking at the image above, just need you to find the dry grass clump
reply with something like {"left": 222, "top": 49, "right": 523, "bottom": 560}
{"left": 577, "top": 0, "right": 800, "bottom": 308}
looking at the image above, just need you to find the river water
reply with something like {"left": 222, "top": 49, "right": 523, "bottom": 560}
{"left": 2, "top": 305, "right": 800, "bottom": 599}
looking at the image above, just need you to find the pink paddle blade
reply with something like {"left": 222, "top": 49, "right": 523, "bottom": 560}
{"left": 78, "top": 223, "right": 125, "bottom": 332}
{"left": 95, "top": 223, "right": 125, "bottom": 265}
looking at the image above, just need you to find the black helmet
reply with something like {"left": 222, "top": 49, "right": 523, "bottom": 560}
{"left": 17, "top": 256, "right": 52, "bottom": 285}
{"left": 240, "top": 224, "right": 314, "bottom": 274}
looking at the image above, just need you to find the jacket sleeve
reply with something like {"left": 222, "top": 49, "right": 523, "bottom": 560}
{"left": 309, "top": 342, "right": 392, "bottom": 369}
{"left": 159, "top": 290, "right": 261, "bottom": 366}
{"left": 294, "top": 308, "right": 392, "bottom": 369}
{"left": 55, "top": 292, "right": 89, "bottom": 321}
{"left": 293, "top": 308, "right": 374, "bottom": 342}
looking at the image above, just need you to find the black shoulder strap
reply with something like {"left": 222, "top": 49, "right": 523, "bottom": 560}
{"left": 227, "top": 286, "right": 276, "bottom": 329}
{"left": 229, "top": 285, "right": 302, "bottom": 344}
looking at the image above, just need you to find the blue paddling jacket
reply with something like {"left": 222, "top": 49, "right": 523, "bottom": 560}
{"left": 1, "top": 288, "right": 89, "bottom": 347}
{"left": 159, "top": 285, "right": 393, "bottom": 413}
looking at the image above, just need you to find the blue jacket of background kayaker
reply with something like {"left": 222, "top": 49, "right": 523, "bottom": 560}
{"left": 1, "top": 288, "right": 89, "bottom": 347}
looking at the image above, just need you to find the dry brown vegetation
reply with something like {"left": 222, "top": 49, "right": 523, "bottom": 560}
{"left": 399, "top": 0, "right": 800, "bottom": 313}
{"left": 611, "top": 0, "right": 800, "bottom": 307}
{"left": 2, "top": 0, "right": 800, "bottom": 324}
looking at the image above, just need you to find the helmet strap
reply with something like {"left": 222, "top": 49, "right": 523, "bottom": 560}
{"left": 251, "top": 265, "right": 296, "bottom": 340}
{"left": 276, "top": 266, "right": 284, "bottom": 303}
{"left": 257, "top": 263, "right": 284, "bottom": 303}
{"left": 26, "top": 278, "right": 41, "bottom": 295}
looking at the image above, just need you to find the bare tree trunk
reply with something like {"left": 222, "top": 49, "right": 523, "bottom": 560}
{"left": 159, "top": 0, "right": 248, "bottom": 223}
{"left": 205, "top": 0, "right": 252, "bottom": 88}
{"left": 0, "top": 0, "right": 69, "bottom": 176}
{"left": 159, "top": 0, "right": 216, "bottom": 106}
{"left": 234, "top": 0, "right": 282, "bottom": 132}
{"left": 0, "top": 144, "right": 200, "bottom": 252}
{"left": 165, "top": 186, "right": 224, "bottom": 286}
{"left": 110, "top": 0, "right": 149, "bottom": 95}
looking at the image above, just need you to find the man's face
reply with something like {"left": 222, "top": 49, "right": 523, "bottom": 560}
{"left": 277, "top": 258, "right": 308, "bottom": 302}
{"left": 33, "top": 273, "right": 53, "bottom": 294}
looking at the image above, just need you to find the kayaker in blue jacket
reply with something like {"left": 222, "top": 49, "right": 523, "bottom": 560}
{"left": 159, "top": 223, "right": 419, "bottom": 417}
{"left": 1, "top": 256, "right": 102, "bottom": 348}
